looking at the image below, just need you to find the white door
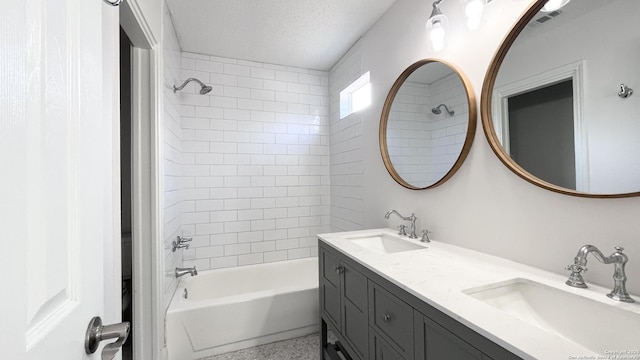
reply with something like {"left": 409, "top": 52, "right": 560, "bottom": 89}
{"left": 0, "top": 0, "right": 121, "bottom": 359}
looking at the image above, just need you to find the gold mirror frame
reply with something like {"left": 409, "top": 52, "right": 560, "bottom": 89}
{"left": 380, "top": 59, "right": 477, "bottom": 190}
{"left": 480, "top": 0, "right": 640, "bottom": 198}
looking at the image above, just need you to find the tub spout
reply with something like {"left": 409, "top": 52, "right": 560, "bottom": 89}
{"left": 175, "top": 267, "right": 198, "bottom": 278}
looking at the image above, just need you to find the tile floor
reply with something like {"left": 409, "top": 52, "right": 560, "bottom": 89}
{"left": 198, "top": 333, "right": 321, "bottom": 360}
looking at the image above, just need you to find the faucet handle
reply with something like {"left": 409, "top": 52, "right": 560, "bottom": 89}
{"left": 615, "top": 246, "right": 624, "bottom": 252}
{"left": 398, "top": 225, "right": 407, "bottom": 236}
{"left": 565, "top": 263, "right": 587, "bottom": 273}
{"left": 565, "top": 264, "right": 588, "bottom": 288}
{"left": 420, "top": 229, "right": 431, "bottom": 243}
{"left": 178, "top": 235, "right": 192, "bottom": 243}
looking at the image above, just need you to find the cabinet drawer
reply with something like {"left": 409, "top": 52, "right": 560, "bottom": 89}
{"left": 369, "top": 281, "right": 414, "bottom": 359}
{"left": 321, "top": 248, "right": 340, "bottom": 286}
{"left": 370, "top": 329, "right": 405, "bottom": 360}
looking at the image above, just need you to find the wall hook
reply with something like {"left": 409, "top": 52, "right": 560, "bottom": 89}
{"left": 618, "top": 83, "right": 633, "bottom": 98}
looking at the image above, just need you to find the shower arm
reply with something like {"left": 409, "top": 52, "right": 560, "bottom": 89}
{"left": 173, "top": 78, "right": 207, "bottom": 93}
{"left": 433, "top": 104, "right": 455, "bottom": 116}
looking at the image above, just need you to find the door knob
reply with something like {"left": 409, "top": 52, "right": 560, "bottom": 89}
{"left": 85, "top": 316, "right": 130, "bottom": 360}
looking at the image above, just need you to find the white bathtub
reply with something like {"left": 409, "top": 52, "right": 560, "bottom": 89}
{"left": 166, "top": 257, "right": 319, "bottom": 360}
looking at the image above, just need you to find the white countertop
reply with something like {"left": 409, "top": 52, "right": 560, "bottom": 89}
{"left": 318, "top": 228, "right": 640, "bottom": 360}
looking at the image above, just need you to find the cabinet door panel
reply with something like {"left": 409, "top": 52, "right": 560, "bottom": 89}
{"left": 320, "top": 248, "right": 341, "bottom": 331}
{"left": 343, "top": 300, "right": 369, "bottom": 360}
{"left": 371, "top": 330, "right": 405, "bottom": 360}
{"left": 343, "top": 261, "right": 368, "bottom": 311}
{"left": 342, "top": 263, "right": 369, "bottom": 360}
{"left": 322, "top": 247, "right": 340, "bottom": 287}
{"left": 322, "top": 281, "right": 341, "bottom": 330}
{"left": 416, "top": 313, "right": 483, "bottom": 360}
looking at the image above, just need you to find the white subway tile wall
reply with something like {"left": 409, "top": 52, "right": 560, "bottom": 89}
{"left": 163, "top": 9, "right": 184, "bottom": 312}
{"left": 179, "top": 52, "right": 330, "bottom": 270}
{"left": 386, "top": 74, "right": 468, "bottom": 187}
{"left": 328, "top": 41, "right": 365, "bottom": 231}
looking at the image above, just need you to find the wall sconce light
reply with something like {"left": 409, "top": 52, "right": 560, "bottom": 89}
{"left": 541, "top": 0, "right": 570, "bottom": 13}
{"left": 465, "top": 0, "right": 486, "bottom": 30}
{"left": 426, "top": 0, "right": 448, "bottom": 52}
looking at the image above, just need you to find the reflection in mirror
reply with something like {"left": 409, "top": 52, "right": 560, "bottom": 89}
{"left": 482, "top": 0, "right": 640, "bottom": 197}
{"left": 380, "top": 60, "right": 476, "bottom": 189}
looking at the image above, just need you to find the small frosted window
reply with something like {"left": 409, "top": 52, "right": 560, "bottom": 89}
{"left": 340, "top": 72, "right": 371, "bottom": 119}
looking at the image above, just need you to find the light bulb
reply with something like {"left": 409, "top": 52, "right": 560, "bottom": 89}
{"left": 426, "top": 12, "right": 448, "bottom": 52}
{"left": 431, "top": 39, "right": 445, "bottom": 52}
{"left": 430, "top": 22, "right": 445, "bottom": 43}
{"left": 467, "top": 17, "right": 481, "bottom": 31}
{"left": 541, "top": 0, "right": 569, "bottom": 12}
{"left": 430, "top": 22, "right": 445, "bottom": 51}
{"left": 465, "top": 0, "right": 484, "bottom": 20}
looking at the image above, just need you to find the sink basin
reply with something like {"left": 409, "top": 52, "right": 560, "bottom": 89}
{"left": 346, "top": 233, "right": 426, "bottom": 254}
{"left": 463, "top": 278, "right": 640, "bottom": 354}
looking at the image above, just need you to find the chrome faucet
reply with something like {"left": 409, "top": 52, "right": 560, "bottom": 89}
{"left": 385, "top": 210, "right": 418, "bottom": 239}
{"left": 175, "top": 267, "right": 198, "bottom": 278}
{"left": 565, "top": 245, "right": 634, "bottom": 303}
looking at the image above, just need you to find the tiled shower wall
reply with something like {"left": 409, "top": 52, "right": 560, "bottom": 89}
{"left": 178, "top": 52, "right": 330, "bottom": 270}
{"left": 386, "top": 74, "right": 468, "bottom": 187}
{"left": 328, "top": 41, "right": 365, "bottom": 231}
{"left": 162, "top": 8, "right": 184, "bottom": 311}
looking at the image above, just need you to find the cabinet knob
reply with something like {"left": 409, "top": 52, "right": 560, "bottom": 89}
{"left": 383, "top": 313, "right": 392, "bottom": 322}
{"left": 334, "top": 265, "right": 343, "bottom": 274}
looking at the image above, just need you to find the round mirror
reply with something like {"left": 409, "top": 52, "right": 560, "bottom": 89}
{"left": 380, "top": 59, "right": 476, "bottom": 189}
{"left": 481, "top": 0, "right": 640, "bottom": 197}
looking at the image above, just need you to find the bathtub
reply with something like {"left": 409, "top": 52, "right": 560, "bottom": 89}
{"left": 166, "top": 257, "right": 319, "bottom": 360}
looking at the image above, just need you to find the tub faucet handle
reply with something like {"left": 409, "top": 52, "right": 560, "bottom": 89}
{"left": 172, "top": 236, "right": 193, "bottom": 252}
{"left": 172, "top": 240, "right": 190, "bottom": 252}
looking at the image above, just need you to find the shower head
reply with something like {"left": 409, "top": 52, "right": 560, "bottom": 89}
{"left": 173, "top": 78, "right": 212, "bottom": 95}
{"left": 431, "top": 104, "right": 454, "bottom": 116}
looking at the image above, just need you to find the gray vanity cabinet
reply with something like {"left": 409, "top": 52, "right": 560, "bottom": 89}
{"left": 319, "top": 240, "right": 521, "bottom": 360}
{"left": 414, "top": 313, "right": 483, "bottom": 360}
{"left": 320, "top": 246, "right": 369, "bottom": 360}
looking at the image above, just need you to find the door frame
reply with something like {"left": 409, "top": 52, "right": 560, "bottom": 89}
{"left": 119, "top": 2, "right": 165, "bottom": 359}
{"left": 492, "top": 60, "right": 589, "bottom": 192}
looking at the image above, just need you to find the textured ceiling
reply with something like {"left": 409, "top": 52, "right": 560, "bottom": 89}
{"left": 166, "top": 0, "right": 398, "bottom": 71}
